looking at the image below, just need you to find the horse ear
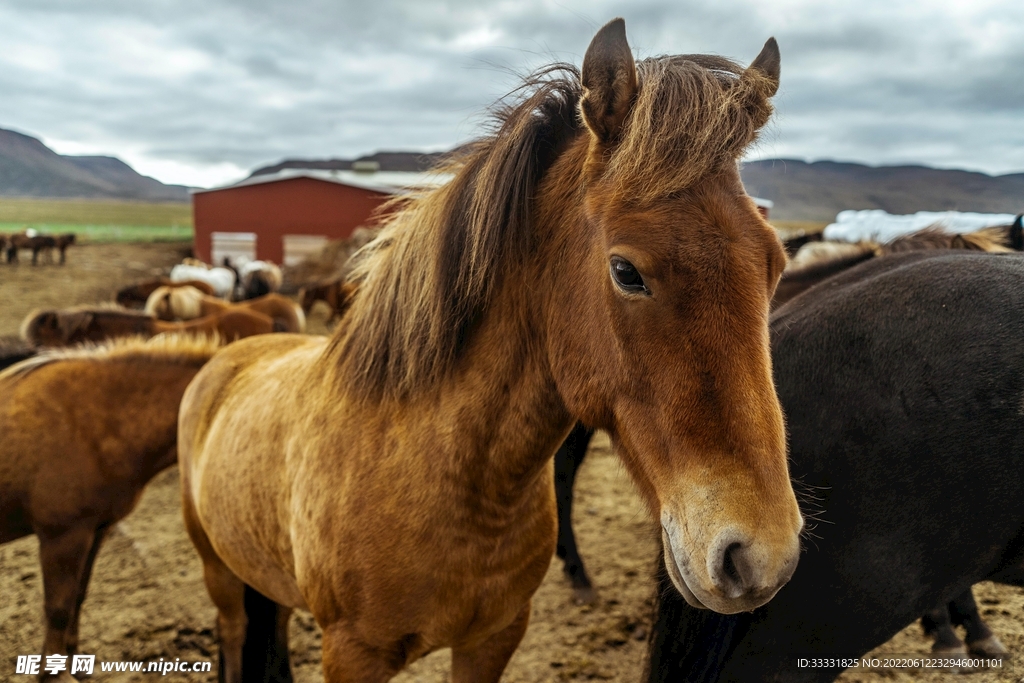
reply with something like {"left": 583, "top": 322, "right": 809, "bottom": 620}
{"left": 745, "top": 37, "right": 781, "bottom": 97}
{"left": 580, "top": 18, "right": 638, "bottom": 144}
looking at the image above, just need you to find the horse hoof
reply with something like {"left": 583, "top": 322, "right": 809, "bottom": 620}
{"left": 968, "top": 635, "right": 1009, "bottom": 657}
{"left": 573, "top": 585, "right": 598, "bottom": 606}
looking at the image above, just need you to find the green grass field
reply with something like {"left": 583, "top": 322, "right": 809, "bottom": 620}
{"left": 0, "top": 197, "right": 193, "bottom": 242}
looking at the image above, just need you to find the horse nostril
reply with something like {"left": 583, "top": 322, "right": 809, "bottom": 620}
{"left": 710, "top": 536, "right": 752, "bottom": 598}
{"left": 722, "top": 542, "right": 744, "bottom": 587}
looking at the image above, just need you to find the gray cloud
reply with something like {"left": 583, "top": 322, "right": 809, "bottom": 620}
{"left": 0, "top": 0, "right": 1021, "bottom": 186}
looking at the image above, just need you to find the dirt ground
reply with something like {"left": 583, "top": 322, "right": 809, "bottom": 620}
{"left": 1, "top": 242, "right": 1023, "bottom": 682}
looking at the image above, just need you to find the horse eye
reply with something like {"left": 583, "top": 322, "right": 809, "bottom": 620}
{"left": 610, "top": 257, "right": 648, "bottom": 294}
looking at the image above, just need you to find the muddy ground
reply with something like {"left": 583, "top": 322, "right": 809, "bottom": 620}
{"left": 1, "top": 242, "right": 1022, "bottom": 682}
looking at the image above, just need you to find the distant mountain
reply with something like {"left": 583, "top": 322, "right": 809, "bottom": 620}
{"left": 250, "top": 152, "right": 1024, "bottom": 222}
{"left": 250, "top": 150, "right": 451, "bottom": 177}
{"left": 0, "top": 127, "right": 190, "bottom": 201}
{"left": 741, "top": 159, "right": 1024, "bottom": 222}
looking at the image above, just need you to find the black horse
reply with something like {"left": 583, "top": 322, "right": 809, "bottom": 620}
{"left": 639, "top": 251, "right": 1024, "bottom": 682}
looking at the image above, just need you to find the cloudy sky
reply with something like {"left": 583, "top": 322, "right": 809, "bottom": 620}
{"left": 1, "top": 0, "right": 1022, "bottom": 188}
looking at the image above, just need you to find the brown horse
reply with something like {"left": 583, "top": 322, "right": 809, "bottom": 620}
{"left": 0, "top": 335, "right": 223, "bottom": 681}
{"left": 298, "top": 278, "right": 358, "bottom": 323}
{"left": 179, "top": 19, "right": 801, "bottom": 683}
{"left": 772, "top": 225, "right": 1015, "bottom": 310}
{"left": 6, "top": 233, "right": 56, "bottom": 265}
{"left": 21, "top": 305, "right": 281, "bottom": 347}
{"left": 115, "top": 277, "right": 217, "bottom": 308}
{"left": 146, "top": 287, "right": 306, "bottom": 332}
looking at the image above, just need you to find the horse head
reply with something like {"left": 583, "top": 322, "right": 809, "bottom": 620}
{"left": 546, "top": 19, "right": 801, "bottom": 614}
{"left": 21, "top": 310, "right": 94, "bottom": 347}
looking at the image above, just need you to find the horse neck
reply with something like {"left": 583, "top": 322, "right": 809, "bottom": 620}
{"left": 415, "top": 265, "right": 575, "bottom": 498}
{"left": 419, "top": 147, "right": 603, "bottom": 495}
{"left": 83, "top": 357, "right": 205, "bottom": 477}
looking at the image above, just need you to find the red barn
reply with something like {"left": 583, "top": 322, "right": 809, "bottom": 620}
{"left": 191, "top": 166, "right": 452, "bottom": 265}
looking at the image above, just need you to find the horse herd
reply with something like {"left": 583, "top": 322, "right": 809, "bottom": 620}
{"left": 3, "top": 17, "right": 1024, "bottom": 683}
{"left": 0, "top": 232, "right": 76, "bottom": 266}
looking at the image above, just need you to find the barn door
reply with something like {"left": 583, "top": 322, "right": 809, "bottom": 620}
{"left": 211, "top": 232, "right": 257, "bottom": 266}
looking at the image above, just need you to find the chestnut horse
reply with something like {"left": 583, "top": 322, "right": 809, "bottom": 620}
{"left": 179, "top": 19, "right": 802, "bottom": 683}
{"left": 0, "top": 335, "right": 222, "bottom": 682}
{"left": 145, "top": 287, "right": 306, "bottom": 332}
{"left": 21, "top": 305, "right": 280, "bottom": 347}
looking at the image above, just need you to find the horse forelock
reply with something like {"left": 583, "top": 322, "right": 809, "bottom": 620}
{"left": 606, "top": 54, "right": 776, "bottom": 203}
{"left": 0, "top": 333, "right": 222, "bottom": 383}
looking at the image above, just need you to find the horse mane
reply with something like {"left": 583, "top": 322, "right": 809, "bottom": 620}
{"left": 329, "top": 54, "right": 777, "bottom": 399}
{"left": 0, "top": 333, "right": 222, "bottom": 382}
{"left": 951, "top": 225, "right": 1013, "bottom": 253}
{"left": 782, "top": 242, "right": 876, "bottom": 282}
{"left": 878, "top": 225, "right": 1008, "bottom": 254}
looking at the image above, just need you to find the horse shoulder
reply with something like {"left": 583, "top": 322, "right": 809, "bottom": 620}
{"left": 179, "top": 336, "right": 325, "bottom": 607}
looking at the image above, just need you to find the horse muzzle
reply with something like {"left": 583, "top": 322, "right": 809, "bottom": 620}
{"left": 661, "top": 509, "right": 801, "bottom": 614}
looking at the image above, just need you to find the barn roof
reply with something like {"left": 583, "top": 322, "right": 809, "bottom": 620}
{"left": 193, "top": 168, "right": 455, "bottom": 195}
{"left": 196, "top": 167, "right": 774, "bottom": 211}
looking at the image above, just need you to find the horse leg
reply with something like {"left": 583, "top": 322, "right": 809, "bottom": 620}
{"left": 451, "top": 601, "right": 531, "bottom": 683}
{"left": 320, "top": 623, "right": 403, "bottom": 682}
{"left": 241, "top": 585, "right": 294, "bottom": 683}
{"left": 949, "top": 586, "right": 1008, "bottom": 657}
{"left": 921, "top": 602, "right": 966, "bottom": 656}
{"left": 202, "top": 555, "right": 248, "bottom": 683}
{"left": 554, "top": 423, "right": 597, "bottom": 604}
{"left": 182, "top": 497, "right": 247, "bottom": 683}
{"left": 64, "top": 524, "right": 109, "bottom": 656}
{"left": 37, "top": 525, "right": 99, "bottom": 682}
